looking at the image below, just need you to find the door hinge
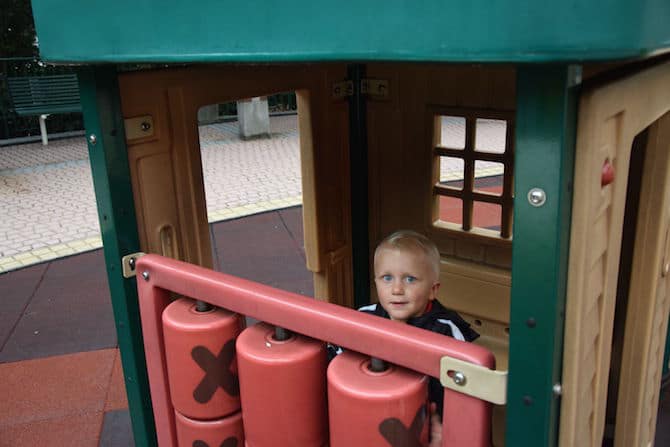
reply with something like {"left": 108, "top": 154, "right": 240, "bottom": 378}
{"left": 332, "top": 79, "right": 389, "bottom": 99}
{"left": 124, "top": 115, "right": 154, "bottom": 141}
{"left": 121, "top": 252, "right": 146, "bottom": 278}
{"left": 332, "top": 80, "right": 354, "bottom": 99}
{"left": 440, "top": 356, "right": 508, "bottom": 405}
{"left": 360, "top": 78, "right": 389, "bottom": 99}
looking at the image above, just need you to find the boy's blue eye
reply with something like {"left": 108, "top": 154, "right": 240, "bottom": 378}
{"left": 405, "top": 276, "right": 417, "bottom": 284}
{"left": 382, "top": 274, "right": 393, "bottom": 282}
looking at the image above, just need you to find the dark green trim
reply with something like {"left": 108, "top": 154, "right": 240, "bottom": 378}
{"left": 31, "top": 0, "right": 670, "bottom": 64}
{"left": 506, "top": 65, "right": 579, "bottom": 446}
{"left": 78, "top": 67, "right": 156, "bottom": 447}
{"left": 348, "top": 64, "right": 371, "bottom": 309}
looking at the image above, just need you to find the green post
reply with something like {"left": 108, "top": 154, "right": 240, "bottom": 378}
{"left": 506, "top": 65, "right": 580, "bottom": 446}
{"left": 78, "top": 67, "right": 156, "bottom": 446}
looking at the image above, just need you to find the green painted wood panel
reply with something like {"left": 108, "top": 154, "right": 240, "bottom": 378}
{"left": 506, "top": 65, "right": 579, "bottom": 446}
{"left": 32, "top": 0, "right": 670, "bottom": 63}
{"left": 79, "top": 67, "right": 157, "bottom": 447}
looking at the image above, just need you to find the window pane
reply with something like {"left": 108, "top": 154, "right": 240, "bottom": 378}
{"left": 439, "top": 116, "right": 466, "bottom": 149}
{"left": 437, "top": 196, "right": 462, "bottom": 226}
{"left": 475, "top": 118, "right": 507, "bottom": 153}
{"left": 474, "top": 160, "right": 504, "bottom": 195}
{"left": 473, "top": 201, "right": 502, "bottom": 232}
{"left": 439, "top": 156, "right": 464, "bottom": 185}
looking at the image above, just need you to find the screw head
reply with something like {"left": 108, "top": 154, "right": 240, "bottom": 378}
{"left": 553, "top": 383, "right": 563, "bottom": 396}
{"left": 141, "top": 271, "right": 150, "bottom": 281}
{"left": 527, "top": 188, "right": 546, "bottom": 207}
{"left": 140, "top": 121, "right": 151, "bottom": 132}
{"left": 88, "top": 134, "right": 97, "bottom": 145}
{"left": 452, "top": 371, "right": 467, "bottom": 386}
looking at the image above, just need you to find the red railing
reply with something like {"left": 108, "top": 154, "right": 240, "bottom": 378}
{"left": 135, "top": 254, "right": 495, "bottom": 446}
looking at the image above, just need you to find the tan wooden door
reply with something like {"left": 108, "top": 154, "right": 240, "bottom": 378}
{"left": 614, "top": 112, "right": 670, "bottom": 447}
{"left": 560, "top": 61, "right": 670, "bottom": 447}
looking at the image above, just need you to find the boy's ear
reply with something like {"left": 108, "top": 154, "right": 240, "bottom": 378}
{"left": 429, "top": 281, "right": 441, "bottom": 300}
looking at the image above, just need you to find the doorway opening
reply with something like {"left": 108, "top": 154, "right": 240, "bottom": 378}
{"left": 196, "top": 92, "right": 313, "bottom": 297}
{"left": 603, "top": 127, "right": 648, "bottom": 446}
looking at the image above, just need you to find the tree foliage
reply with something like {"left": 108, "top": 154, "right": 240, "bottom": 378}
{"left": 0, "top": 0, "right": 38, "bottom": 57}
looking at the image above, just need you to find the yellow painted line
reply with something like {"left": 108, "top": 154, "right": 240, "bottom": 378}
{"left": 0, "top": 261, "right": 22, "bottom": 272}
{"left": 440, "top": 166, "right": 505, "bottom": 183}
{"left": 207, "top": 195, "right": 303, "bottom": 223}
{"left": 2, "top": 195, "right": 304, "bottom": 273}
{"left": 0, "top": 257, "right": 18, "bottom": 266}
{"left": 14, "top": 252, "right": 38, "bottom": 261}
{"left": 32, "top": 248, "right": 53, "bottom": 256}
{"left": 18, "top": 256, "right": 41, "bottom": 266}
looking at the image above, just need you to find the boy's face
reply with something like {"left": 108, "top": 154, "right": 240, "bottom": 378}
{"left": 374, "top": 245, "right": 440, "bottom": 323}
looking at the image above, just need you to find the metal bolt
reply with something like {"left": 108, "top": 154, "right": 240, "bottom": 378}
{"left": 128, "top": 257, "right": 136, "bottom": 270}
{"left": 452, "top": 371, "right": 467, "bottom": 386}
{"left": 526, "top": 317, "right": 537, "bottom": 328}
{"left": 140, "top": 121, "right": 151, "bottom": 132}
{"left": 523, "top": 395, "right": 534, "bottom": 406}
{"left": 553, "top": 383, "right": 563, "bottom": 396}
{"left": 141, "top": 271, "right": 150, "bottom": 281}
{"left": 527, "top": 188, "right": 546, "bottom": 207}
{"left": 88, "top": 134, "right": 97, "bottom": 145}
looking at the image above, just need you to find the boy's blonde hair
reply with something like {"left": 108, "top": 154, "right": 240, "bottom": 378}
{"left": 374, "top": 230, "right": 441, "bottom": 278}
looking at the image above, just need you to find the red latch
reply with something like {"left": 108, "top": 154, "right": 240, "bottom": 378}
{"left": 602, "top": 159, "right": 615, "bottom": 187}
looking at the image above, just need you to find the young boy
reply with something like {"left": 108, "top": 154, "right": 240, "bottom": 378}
{"left": 361, "top": 230, "right": 479, "bottom": 444}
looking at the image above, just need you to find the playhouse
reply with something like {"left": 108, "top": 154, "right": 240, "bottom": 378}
{"left": 27, "top": 1, "right": 670, "bottom": 446}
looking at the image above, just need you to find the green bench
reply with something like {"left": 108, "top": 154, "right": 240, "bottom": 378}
{"left": 7, "top": 74, "right": 82, "bottom": 145}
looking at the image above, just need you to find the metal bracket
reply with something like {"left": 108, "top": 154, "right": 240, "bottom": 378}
{"left": 361, "top": 78, "right": 389, "bottom": 98}
{"left": 332, "top": 79, "right": 389, "bottom": 99}
{"left": 121, "top": 252, "right": 146, "bottom": 278}
{"left": 332, "top": 80, "right": 354, "bottom": 99}
{"left": 124, "top": 115, "right": 154, "bottom": 140}
{"left": 440, "top": 356, "right": 508, "bottom": 405}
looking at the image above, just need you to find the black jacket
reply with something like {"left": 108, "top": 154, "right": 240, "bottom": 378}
{"left": 357, "top": 300, "right": 479, "bottom": 415}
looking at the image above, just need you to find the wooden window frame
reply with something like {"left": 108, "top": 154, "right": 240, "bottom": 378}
{"left": 429, "top": 107, "right": 515, "bottom": 242}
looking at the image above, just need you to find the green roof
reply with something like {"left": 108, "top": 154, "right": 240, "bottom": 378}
{"left": 32, "top": 0, "right": 670, "bottom": 63}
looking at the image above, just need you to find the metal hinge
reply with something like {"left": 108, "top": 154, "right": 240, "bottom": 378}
{"left": 440, "top": 356, "right": 508, "bottom": 405}
{"left": 332, "top": 80, "right": 354, "bottom": 99}
{"left": 332, "top": 79, "right": 389, "bottom": 99}
{"left": 121, "top": 252, "right": 146, "bottom": 278}
{"left": 360, "top": 78, "right": 389, "bottom": 99}
{"left": 124, "top": 115, "right": 154, "bottom": 141}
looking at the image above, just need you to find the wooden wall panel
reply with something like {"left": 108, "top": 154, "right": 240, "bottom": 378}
{"left": 119, "top": 64, "right": 353, "bottom": 305}
{"left": 366, "top": 63, "right": 515, "bottom": 268}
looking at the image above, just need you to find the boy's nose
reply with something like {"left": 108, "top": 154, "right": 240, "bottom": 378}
{"left": 392, "top": 281, "right": 404, "bottom": 294}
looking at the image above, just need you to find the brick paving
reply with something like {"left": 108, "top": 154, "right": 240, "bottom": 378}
{"left": 0, "top": 114, "right": 504, "bottom": 273}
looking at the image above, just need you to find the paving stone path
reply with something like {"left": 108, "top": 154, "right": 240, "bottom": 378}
{"left": 0, "top": 114, "right": 504, "bottom": 273}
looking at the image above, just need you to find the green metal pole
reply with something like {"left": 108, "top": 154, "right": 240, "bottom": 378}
{"left": 78, "top": 66, "right": 156, "bottom": 447}
{"left": 506, "top": 65, "right": 580, "bottom": 447}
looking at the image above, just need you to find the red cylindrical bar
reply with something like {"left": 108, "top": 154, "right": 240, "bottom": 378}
{"left": 175, "top": 410, "right": 245, "bottom": 447}
{"left": 236, "top": 322, "right": 328, "bottom": 447}
{"left": 163, "top": 298, "right": 243, "bottom": 420}
{"left": 328, "top": 351, "right": 429, "bottom": 447}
